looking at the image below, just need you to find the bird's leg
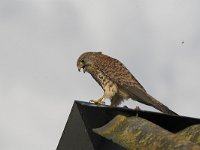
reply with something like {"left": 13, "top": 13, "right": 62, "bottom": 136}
{"left": 134, "top": 106, "right": 141, "bottom": 117}
{"left": 89, "top": 95, "right": 105, "bottom": 105}
{"left": 134, "top": 106, "right": 141, "bottom": 111}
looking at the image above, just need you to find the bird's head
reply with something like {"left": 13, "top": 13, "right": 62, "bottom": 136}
{"left": 77, "top": 52, "right": 102, "bottom": 73}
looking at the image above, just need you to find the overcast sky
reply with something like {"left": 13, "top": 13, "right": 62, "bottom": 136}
{"left": 1, "top": 0, "right": 200, "bottom": 150}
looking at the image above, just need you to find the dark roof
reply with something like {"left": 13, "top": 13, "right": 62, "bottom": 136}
{"left": 57, "top": 101, "right": 200, "bottom": 150}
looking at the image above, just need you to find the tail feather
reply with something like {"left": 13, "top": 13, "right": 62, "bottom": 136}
{"left": 146, "top": 94, "right": 178, "bottom": 116}
{"left": 126, "top": 85, "right": 178, "bottom": 116}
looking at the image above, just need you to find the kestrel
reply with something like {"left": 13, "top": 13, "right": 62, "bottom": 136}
{"left": 77, "top": 52, "right": 178, "bottom": 115}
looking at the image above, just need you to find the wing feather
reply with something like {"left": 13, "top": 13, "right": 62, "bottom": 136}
{"left": 125, "top": 85, "right": 178, "bottom": 115}
{"left": 94, "top": 53, "right": 178, "bottom": 115}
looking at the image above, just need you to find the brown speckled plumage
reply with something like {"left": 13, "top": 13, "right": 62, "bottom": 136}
{"left": 77, "top": 52, "right": 178, "bottom": 115}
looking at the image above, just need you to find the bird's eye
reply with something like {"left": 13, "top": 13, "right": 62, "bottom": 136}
{"left": 81, "top": 59, "right": 84, "bottom": 63}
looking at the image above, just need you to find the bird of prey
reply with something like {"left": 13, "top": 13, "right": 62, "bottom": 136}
{"left": 77, "top": 52, "right": 178, "bottom": 115}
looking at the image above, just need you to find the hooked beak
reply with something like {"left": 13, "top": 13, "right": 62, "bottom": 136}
{"left": 78, "top": 67, "right": 81, "bottom": 72}
{"left": 78, "top": 66, "right": 86, "bottom": 73}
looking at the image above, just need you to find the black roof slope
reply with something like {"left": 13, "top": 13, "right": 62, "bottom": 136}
{"left": 57, "top": 101, "right": 200, "bottom": 150}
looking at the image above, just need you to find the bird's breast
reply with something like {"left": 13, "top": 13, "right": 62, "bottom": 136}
{"left": 97, "top": 72, "right": 118, "bottom": 99}
{"left": 104, "top": 82, "right": 118, "bottom": 99}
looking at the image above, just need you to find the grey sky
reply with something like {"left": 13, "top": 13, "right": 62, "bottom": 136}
{"left": 0, "top": 0, "right": 200, "bottom": 150}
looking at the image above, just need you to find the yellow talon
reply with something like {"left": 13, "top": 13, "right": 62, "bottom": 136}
{"left": 89, "top": 96, "right": 105, "bottom": 105}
